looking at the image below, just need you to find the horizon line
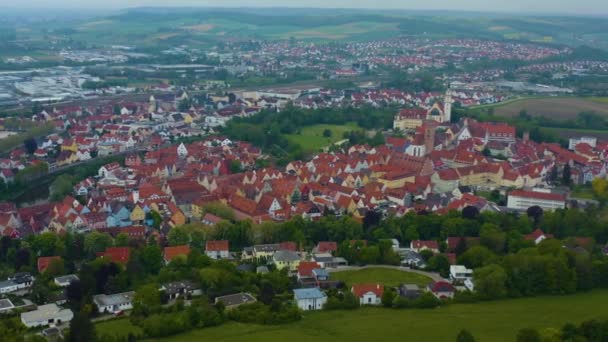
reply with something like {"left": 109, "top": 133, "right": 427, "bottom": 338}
{"left": 0, "top": 5, "right": 606, "bottom": 18}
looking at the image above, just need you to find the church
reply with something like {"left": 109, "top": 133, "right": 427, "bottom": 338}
{"left": 393, "top": 89, "right": 454, "bottom": 131}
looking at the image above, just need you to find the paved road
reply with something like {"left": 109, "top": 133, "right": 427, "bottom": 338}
{"left": 327, "top": 264, "right": 444, "bottom": 282}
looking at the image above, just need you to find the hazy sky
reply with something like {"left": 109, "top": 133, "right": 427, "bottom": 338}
{"left": 2, "top": 0, "right": 608, "bottom": 15}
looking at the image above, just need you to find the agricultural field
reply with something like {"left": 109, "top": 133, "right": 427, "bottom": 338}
{"left": 116, "top": 290, "right": 608, "bottom": 342}
{"left": 489, "top": 97, "right": 608, "bottom": 120}
{"left": 284, "top": 123, "right": 359, "bottom": 153}
{"left": 330, "top": 267, "right": 433, "bottom": 287}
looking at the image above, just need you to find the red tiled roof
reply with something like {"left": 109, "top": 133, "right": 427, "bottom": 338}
{"left": 38, "top": 256, "right": 61, "bottom": 273}
{"left": 297, "top": 261, "right": 321, "bottom": 278}
{"left": 98, "top": 247, "right": 130, "bottom": 264}
{"left": 411, "top": 240, "right": 439, "bottom": 250}
{"left": 429, "top": 281, "right": 455, "bottom": 293}
{"left": 316, "top": 241, "right": 337, "bottom": 253}
{"left": 351, "top": 283, "right": 384, "bottom": 298}
{"left": 164, "top": 245, "right": 191, "bottom": 262}
{"left": 510, "top": 190, "right": 565, "bottom": 202}
{"left": 206, "top": 240, "right": 229, "bottom": 251}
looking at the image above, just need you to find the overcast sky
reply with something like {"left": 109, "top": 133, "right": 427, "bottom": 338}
{"left": 2, "top": 0, "right": 607, "bottom": 15}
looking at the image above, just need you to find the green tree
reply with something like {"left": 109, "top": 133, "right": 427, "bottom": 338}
{"left": 168, "top": 226, "right": 190, "bottom": 246}
{"left": 562, "top": 164, "right": 572, "bottom": 186}
{"left": 381, "top": 287, "right": 396, "bottom": 308}
{"left": 84, "top": 232, "right": 113, "bottom": 257}
{"left": 473, "top": 264, "right": 507, "bottom": 299}
{"left": 67, "top": 311, "right": 96, "bottom": 342}
{"left": 134, "top": 284, "right": 162, "bottom": 317}
{"left": 114, "top": 233, "right": 130, "bottom": 247}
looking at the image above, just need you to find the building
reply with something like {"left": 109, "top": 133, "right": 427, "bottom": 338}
{"left": 428, "top": 281, "right": 456, "bottom": 299}
{"left": 205, "top": 240, "right": 230, "bottom": 259}
{"left": 54, "top": 274, "right": 79, "bottom": 287}
{"left": 0, "top": 279, "right": 20, "bottom": 294}
{"left": 569, "top": 136, "right": 597, "bottom": 150}
{"left": 449, "top": 265, "right": 473, "bottom": 284}
{"left": 273, "top": 250, "right": 301, "bottom": 272}
{"left": 507, "top": 189, "right": 566, "bottom": 211}
{"left": 398, "top": 284, "right": 421, "bottom": 300}
{"left": 0, "top": 298, "right": 15, "bottom": 313}
{"left": 93, "top": 291, "right": 135, "bottom": 314}
{"left": 37, "top": 256, "right": 61, "bottom": 273}
{"left": 21, "top": 304, "right": 73, "bottom": 328}
{"left": 161, "top": 281, "right": 201, "bottom": 300}
{"left": 351, "top": 283, "right": 384, "bottom": 305}
{"left": 293, "top": 287, "right": 327, "bottom": 311}
{"left": 164, "top": 245, "right": 191, "bottom": 264}
{"left": 410, "top": 240, "right": 440, "bottom": 253}
{"left": 214, "top": 292, "right": 257, "bottom": 309}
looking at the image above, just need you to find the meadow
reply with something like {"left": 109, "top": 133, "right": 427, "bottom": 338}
{"left": 284, "top": 123, "right": 359, "bottom": 153}
{"left": 93, "top": 290, "right": 608, "bottom": 342}
{"left": 487, "top": 97, "right": 608, "bottom": 120}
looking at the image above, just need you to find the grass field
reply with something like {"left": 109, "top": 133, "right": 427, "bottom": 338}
{"left": 487, "top": 97, "right": 608, "bottom": 119}
{"left": 124, "top": 290, "right": 608, "bottom": 342}
{"left": 285, "top": 123, "right": 358, "bottom": 152}
{"left": 97, "top": 318, "right": 143, "bottom": 340}
{"left": 330, "top": 267, "right": 433, "bottom": 287}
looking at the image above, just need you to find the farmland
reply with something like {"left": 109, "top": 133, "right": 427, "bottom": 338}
{"left": 330, "top": 267, "right": 433, "bottom": 287}
{"left": 486, "top": 97, "right": 608, "bottom": 119}
{"left": 117, "top": 290, "right": 608, "bottom": 342}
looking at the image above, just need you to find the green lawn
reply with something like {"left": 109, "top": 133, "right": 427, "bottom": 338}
{"left": 135, "top": 290, "right": 608, "bottom": 342}
{"left": 330, "top": 267, "right": 433, "bottom": 287}
{"left": 284, "top": 123, "right": 359, "bottom": 152}
{"left": 97, "top": 318, "right": 144, "bottom": 340}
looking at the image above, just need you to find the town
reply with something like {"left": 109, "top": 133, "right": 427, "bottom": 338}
{"left": 1, "top": 5, "right": 608, "bottom": 342}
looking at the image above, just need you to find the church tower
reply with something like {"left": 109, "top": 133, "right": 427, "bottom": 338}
{"left": 443, "top": 86, "right": 454, "bottom": 123}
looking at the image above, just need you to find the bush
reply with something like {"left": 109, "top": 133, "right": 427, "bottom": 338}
{"left": 141, "top": 312, "right": 192, "bottom": 338}
{"left": 324, "top": 291, "right": 360, "bottom": 310}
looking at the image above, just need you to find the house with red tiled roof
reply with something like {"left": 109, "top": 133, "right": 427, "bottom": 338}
{"left": 297, "top": 261, "right": 321, "bottom": 281}
{"left": 38, "top": 256, "right": 62, "bottom": 273}
{"left": 524, "top": 228, "right": 554, "bottom": 245}
{"left": 351, "top": 283, "right": 384, "bottom": 305}
{"left": 428, "top": 281, "right": 456, "bottom": 299}
{"left": 205, "top": 240, "right": 229, "bottom": 259}
{"left": 314, "top": 241, "right": 337, "bottom": 254}
{"left": 164, "top": 245, "right": 191, "bottom": 264}
{"left": 410, "top": 240, "right": 439, "bottom": 253}
{"left": 97, "top": 247, "right": 130, "bottom": 264}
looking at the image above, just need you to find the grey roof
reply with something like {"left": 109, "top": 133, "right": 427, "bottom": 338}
{"left": 401, "top": 284, "right": 420, "bottom": 291}
{"left": 93, "top": 291, "right": 135, "bottom": 307}
{"left": 21, "top": 304, "right": 72, "bottom": 323}
{"left": 254, "top": 244, "right": 279, "bottom": 253}
{"left": 54, "top": 274, "right": 79, "bottom": 284}
{"left": 0, "top": 280, "right": 17, "bottom": 289}
{"left": 215, "top": 292, "right": 256, "bottom": 307}
{"left": 273, "top": 250, "right": 300, "bottom": 262}
{"left": 312, "top": 268, "right": 329, "bottom": 278}
{"left": 162, "top": 281, "right": 198, "bottom": 294}
{"left": 256, "top": 266, "right": 269, "bottom": 274}
{"left": 293, "top": 287, "right": 326, "bottom": 300}
{"left": 0, "top": 298, "right": 14, "bottom": 310}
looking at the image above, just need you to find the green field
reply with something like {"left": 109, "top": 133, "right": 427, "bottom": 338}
{"left": 115, "top": 290, "right": 608, "bottom": 342}
{"left": 97, "top": 318, "right": 144, "bottom": 340}
{"left": 477, "top": 96, "right": 608, "bottom": 120}
{"left": 330, "top": 267, "right": 433, "bottom": 287}
{"left": 284, "top": 123, "right": 359, "bottom": 153}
